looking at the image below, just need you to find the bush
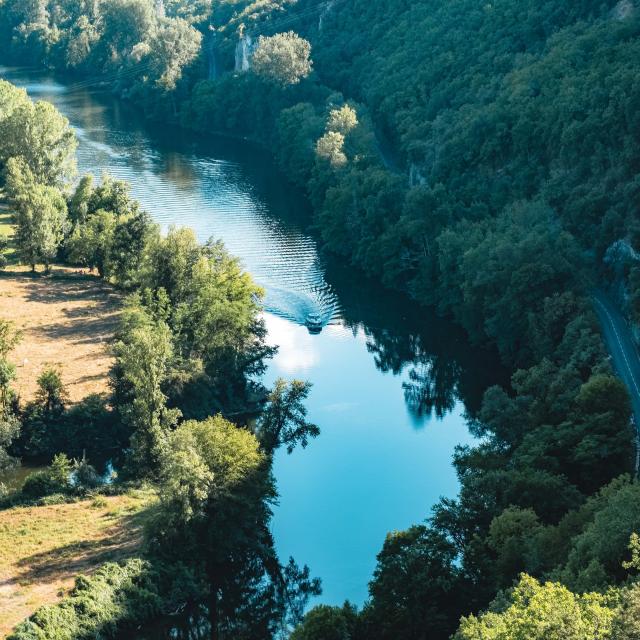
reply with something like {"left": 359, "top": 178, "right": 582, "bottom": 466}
{"left": 73, "top": 457, "right": 103, "bottom": 490}
{"left": 7, "top": 559, "right": 162, "bottom": 640}
{"left": 21, "top": 471, "right": 63, "bottom": 499}
{"left": 21, "top": 454, "right": 72, "bottom": 498}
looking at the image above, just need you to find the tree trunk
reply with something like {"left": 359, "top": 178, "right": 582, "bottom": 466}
{"left": 208, "top": 576, "right": 219, "bottom": 640}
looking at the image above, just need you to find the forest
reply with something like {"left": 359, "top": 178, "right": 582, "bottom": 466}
{"left": 0, "top": 0, "right": 639, "bottom": 638}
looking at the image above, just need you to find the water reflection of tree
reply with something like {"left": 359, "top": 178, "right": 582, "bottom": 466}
{"left": 403, "top": 358, "right": 460, "bottom": 420}
{"left": 323, "top": 261, "right": 507, "bottom": 426}
{"left": 363, "top": 328, "right": 461, "bottom": 422}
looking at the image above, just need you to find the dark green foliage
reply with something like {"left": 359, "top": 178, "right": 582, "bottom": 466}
{"left": 148, "top": 415, "right": 320, "bottom": 638}
{"left": 21, "top": 453, "right": 72, "bottom": 498}
{"left": 7, "top": 559, "right": 162, "bottom": 640}
{"left": 291, "top": 603, "right": 360, "bottom": 640}
{"left": 2, "top": 1, "right": 640, "bottom": 638}
{"left": 257, "top": 379, "right": 320, "bottom": 454}
{"left": 363, "top": 525, "right": 470, "bottom": 640}
{"left": 0, "top": 0, "right": 202, "bottom": 112}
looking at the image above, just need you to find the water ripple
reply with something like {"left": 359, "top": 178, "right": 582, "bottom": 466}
{"left": 3, "top": 67, "right": 343, "bottom": 330}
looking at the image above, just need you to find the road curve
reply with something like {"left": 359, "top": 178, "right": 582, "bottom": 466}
{"left": 593, "top": 290, "right": 640, "bottom": 433}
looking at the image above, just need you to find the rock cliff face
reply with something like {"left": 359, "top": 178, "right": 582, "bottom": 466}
{"left": 155, "top": 0, "right": 165, "bottom": 19}
{"left": 235, "top": 33, "right": 254, "bottom": 72}
{"left": 409, "top": 163, "right": 427, "bottom": 187}
{"left": 611, "top": 0, "right": 635, "bottom": 19}
{"left": 207, "top": 31, "right": 219, "bottom": 80}
{"left": 319, "top": 0, "right": 337, "bottom": 31}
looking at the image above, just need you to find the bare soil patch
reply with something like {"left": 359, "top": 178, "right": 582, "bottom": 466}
{"left": 0, "top": 266, "right": 121, "bottom": 403}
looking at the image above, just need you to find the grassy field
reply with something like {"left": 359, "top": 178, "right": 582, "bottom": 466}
{"left": 0, "top": 267, "right": 121, "bottom": 403}
{"left": 0, "top": 488, "right": 156, "bottom": 637}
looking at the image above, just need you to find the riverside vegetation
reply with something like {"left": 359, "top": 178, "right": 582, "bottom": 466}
{"left": 0, "top": 0, "right": 640, "bottom": 639}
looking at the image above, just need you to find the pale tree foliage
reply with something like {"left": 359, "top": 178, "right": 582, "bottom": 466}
{"left": 150, "top": 17, "right": 202, "bottom": 90}
{"left": 316, "top": 105, "right": 358, "bottom": 168}
{"left": 0, "top": 94, "right": 77, "bottom": 186}
{"left": 454, "top": 574, "right": 615, "bottom": 640}
{"left": 326, "top": 105, "right": 358, "bottom": 135}
{"left": 0, "top": 79, "right": 29, "bottom": 123}
{"left": 6, "top": 158, "right": 68, "bottom": 272}
{"left": 252, "top": 31, "right": 312, "bottom": 86}
{"left": 316, "top": 130, "right": 347, "bottom": 167}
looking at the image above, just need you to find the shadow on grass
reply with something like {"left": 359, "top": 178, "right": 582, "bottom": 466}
{"left": 0, "top": 269, "right": 121, "bottom": 346}
{"left": 2, "top": 505, "right": 155, "bottom": 588}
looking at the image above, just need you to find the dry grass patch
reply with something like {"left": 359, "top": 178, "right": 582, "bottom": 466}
{"left": 0, "top": 488, "right": 156, "bottom": 637}
{"left": 0, "top": 266, "right": 121, "bottom": 403}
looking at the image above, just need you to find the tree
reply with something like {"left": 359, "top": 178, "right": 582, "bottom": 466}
{"left": 326, "top": 105, "right": 358, "bottom": 136}
{"left": 152, "top": 415, "right": 318, "bottom": 638}
{"left": 291, "top": 603, "right": 359, "bottom": 640}
{"left": 316, "top": 131, "right": 347, "bottom": 168}
{"left": 114, "top": 304, "right": 180, "bottom": 477}
{"left": 153, "top": 235, "right": 273, "bottom": 412}
{"left": 64, "top": 15, "right": 99, "bottom": 69}
{"left": 68, "top": 174, "right": 94, "bottom": 225}
{"left": 252, "top": 31, "right": 312, "bottom": 86}
{"left": 0, "top": 318, "right": 21, "bottom": 359}
{"left": 366, "top": 525, "right": 469, "bottom": 640}
{"left": 558, "top": 480, "right": 640, "bottom": 592}
{"left": 256, "top": 379, "right": 319, "bottom": 454}
{"left": 149, "top": 17, "right": 201, "bottom": 91}
{"left": 35, "top": 367, "right": 68, "bottom": 415}
{"left": 612, "top": 584, "right": 640, "bottom": 640}
{"left": 66, "top": 210, "right": 116, "bottom": 276}
{"left": 486, "top": 506, "right": 543, "bottom": 588}
{"left": 0, "top": 100, "right": 76, "bottom": 186}
{"left": 0, "top": 408, "right": 20, "bottom": 472}
{"left": 7, "top": 159, "right": 68, "bottom": 272}
{"left": 0, "top": 320, "right": 21, "bottom": 473}
{"left": 99, "top": 0, "right": 155, "bottom": 64}
{"left": 109, "top": 210, "right": 155, "bottom": 287}
{"left": 454, "top": 574, "right": 615, "bottom": 640}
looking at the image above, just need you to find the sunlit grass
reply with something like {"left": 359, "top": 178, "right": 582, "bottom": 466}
{"left": 0, "top": 487, "right": 157, "bottom": 637}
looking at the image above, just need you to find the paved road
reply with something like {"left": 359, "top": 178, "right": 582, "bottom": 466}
{"left": 593, "top": 290, "right": 640, "bottom": 435}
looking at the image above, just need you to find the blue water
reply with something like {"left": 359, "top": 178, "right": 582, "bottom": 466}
{"left": 2, "top": 67, "right": 501, "bottom": 606}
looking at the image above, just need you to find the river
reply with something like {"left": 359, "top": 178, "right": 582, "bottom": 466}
{"left": 1, "top": 67, "right": 503, "bottom": 607}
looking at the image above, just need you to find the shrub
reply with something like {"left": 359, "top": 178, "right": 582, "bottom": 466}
{"left": 21, "top": 454, "right": 73, "bottom": 499}
{"left": 7, "top": 559, "right": 162, "bottom": 639}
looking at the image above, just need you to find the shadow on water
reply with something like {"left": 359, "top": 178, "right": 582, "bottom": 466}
{"left": 1, "top": 66, "right": 509, "bottom": 609}
{"left": 320, "top": 259, "right": 508, "bottom": 424}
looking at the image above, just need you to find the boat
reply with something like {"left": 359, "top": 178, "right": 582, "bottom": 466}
{"left": 305, "top": 312, "right": 323, "bottom": 334}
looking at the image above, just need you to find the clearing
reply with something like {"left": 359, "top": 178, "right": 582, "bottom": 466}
{"left": 0, "top": 488, "right": 156, "bottom": 637}
{"left": 0, "top": 267, "right": 121, "bottom": 403}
